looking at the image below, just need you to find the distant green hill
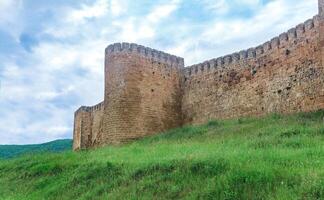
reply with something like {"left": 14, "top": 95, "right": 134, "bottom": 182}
{"left": 0, "top": 111, "right": 323, "bottom": 200}
{"left": 0, "top": 139, "right": 72, "bottom": 159}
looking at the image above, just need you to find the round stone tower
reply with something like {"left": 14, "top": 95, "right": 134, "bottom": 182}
{"left": 101, "top": 43, "right": 184, "bottom": 144}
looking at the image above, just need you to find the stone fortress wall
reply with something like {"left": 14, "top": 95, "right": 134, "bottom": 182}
{"left": 101, "top": 44, "right": 184, "bottom": 146}
{"left": 73, "top": 102, "right": 104, "bottom": 149}
{"left": 73, "top": 44, "right": 184, "bottom": 149}
{"left": 182, "top": 15, "right": 324, "bottom": 125}
{"left": 73, "top": 0, "right": 324, "bottom": 150}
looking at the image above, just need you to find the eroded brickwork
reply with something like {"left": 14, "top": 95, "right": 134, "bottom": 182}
{"left": 73, "top": 1, "right": 324, "bottom": 150}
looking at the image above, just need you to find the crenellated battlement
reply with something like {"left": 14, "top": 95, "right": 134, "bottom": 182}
{"left": 183, "top": 15, "right": 319, "bottom": 78}
{"left": 74, "top": 1, "right": 324, "bottom": 150}
{"left": 105, "top": 43, "right": 185, "bottom": 69}
{"left": 75, "top": 101, "right": 104, "bottom": 115}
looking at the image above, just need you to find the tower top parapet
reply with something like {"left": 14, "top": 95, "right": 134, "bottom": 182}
{"left": 105, "top": 42, "right": 184, "bottom": 68}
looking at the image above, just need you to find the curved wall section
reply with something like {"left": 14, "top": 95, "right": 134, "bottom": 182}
{"left": 102, "top": 43, "right": 184, "bottom": 144}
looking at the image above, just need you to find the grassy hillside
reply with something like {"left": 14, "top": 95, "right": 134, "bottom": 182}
{"left": 0, "top": 111, "right": 323, "bottom": 200}
{"left": 0, "top": 139, "right": 72, "bottom": 159}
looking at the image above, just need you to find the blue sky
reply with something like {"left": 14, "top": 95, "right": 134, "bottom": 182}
{"left": 0, "top": 0, "right": 318, "bottom": 144}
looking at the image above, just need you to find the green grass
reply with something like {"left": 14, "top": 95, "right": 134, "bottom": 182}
{"left": 0, "top": 139, "right": 72, "bottom": 159}
{"left": 0, "top": 111, "right": 324, "bottom": 200}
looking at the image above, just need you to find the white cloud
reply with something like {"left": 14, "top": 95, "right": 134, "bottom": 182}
{"left": 239, "top": 0, "right": 261, "bottom": 6}
{"left": 0, "top": 0, "right": 23, "bottom": 39}
{"left": 199, "top": 0, "right": 228, "bottom": 13}
{"left": 0, "top": 0, "right": 319, "bottom": 144}
{"left": 147, "top": 0, "right": 180, "bottom": 23}
{"left": 36, "top": 86, "right": 75, "bottom": 101}
{"left": 117, "top": 0, "right": 181, "bottom": 43}
{"left": 44, "top": 0, "right": 109, "bottom": 38}
{"left": 110, "top": 0, "right": 127, "bottom": 17}
{"left": 0, "top": 0, "right": 21, "bottom": 22}
{"left": 169, "top": 0, "right": 318, "bottom": 65}
{"left": 0, "top": 37, "right": 106, "bottom": 144}
{"left": 67, "top": 0, "right": 109, "bottom": 24}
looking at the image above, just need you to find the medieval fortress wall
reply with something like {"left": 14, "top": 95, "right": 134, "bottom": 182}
{"left": 182, "top": 15, "right": 324, "bottom": 124}
{"left": 73, "top": 1, "right": 324, "bottom": 150}
{"left": 73, "top": 44, "right": 185, "bottom": 149}
{"left": 101, "top": 44, "right": 184, "bottom": 146}
{"left": 73, "top": 102, "right": 104, "bottom": 148}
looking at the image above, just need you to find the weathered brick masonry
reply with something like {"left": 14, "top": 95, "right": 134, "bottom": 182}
{"left": 101, "top": 44, "right": 184, "bottom": 146}
{"left": 73, "top": 102, "right": 104, "bottom": 149}
{"left": 73, "top": 0, "right": 324, "bottom": 150}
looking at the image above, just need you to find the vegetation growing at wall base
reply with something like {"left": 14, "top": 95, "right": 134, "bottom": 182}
{"left": 0, "top": 110, "right": 324, "bottom": 200}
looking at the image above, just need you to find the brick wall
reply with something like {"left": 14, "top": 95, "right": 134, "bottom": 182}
{"left": 101, "top": 44, "right": 184, "bottom": 144}
{"left": 182, "top": 15, "right": 324, "bottom": 125}
{"left": 73, "top": 1, "right": 324, "bottom": 150}
{"left": 73, "top": 102, "right": 104, "bottom": 150}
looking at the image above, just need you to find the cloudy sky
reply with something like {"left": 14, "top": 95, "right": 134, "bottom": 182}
{"left": 0, "top": 0, "right": 318, "bottom": 144}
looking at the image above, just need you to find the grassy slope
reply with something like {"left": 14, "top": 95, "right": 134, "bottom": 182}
{"left": 0, "top": 139, "right": 72, "bottom": 159}
{"left": 0, "top": 111, "right": 323, "bottom": 200}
